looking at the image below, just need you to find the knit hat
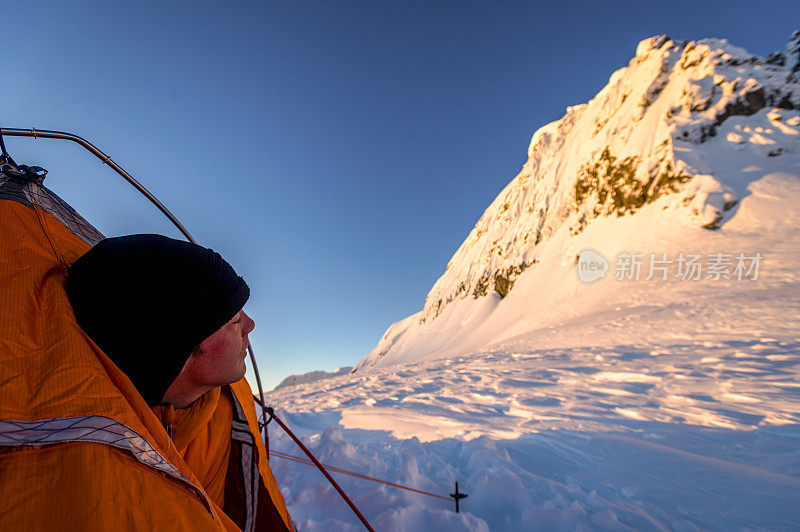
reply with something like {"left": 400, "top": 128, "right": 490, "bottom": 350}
{"left": 65, "top": 234, "right": 250, "bottom": 405}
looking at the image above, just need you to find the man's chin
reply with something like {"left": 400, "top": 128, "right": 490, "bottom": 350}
{"left": 235, "top": 361, "right": 247, "bottom": 380}
{"left": 219, "top": 363, "right": 248, "bottom": 387}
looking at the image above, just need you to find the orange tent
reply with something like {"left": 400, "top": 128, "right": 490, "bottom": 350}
{"left": 0, "top": 173, "right": 292, "bottom": 531}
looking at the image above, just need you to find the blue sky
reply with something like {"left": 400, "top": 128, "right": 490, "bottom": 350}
{"left": 3, "top": 1, "right": 798, "bottom": 389}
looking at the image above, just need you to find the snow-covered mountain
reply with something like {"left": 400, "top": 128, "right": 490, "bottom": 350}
{"left": 273, "top": 367, "right": 353, "bottom": 391}
{"left": 355, "top": 32, "right": 800, "bottom": 372}
{"left": 265, "top": 33, "right": 800, "bottom": 531}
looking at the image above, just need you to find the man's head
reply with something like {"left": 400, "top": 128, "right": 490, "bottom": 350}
{"left": 65, "top": 234, "right": 252, "bottom": 406}
{"left": 162, "top": 309, "right": 256, "bottom": 405}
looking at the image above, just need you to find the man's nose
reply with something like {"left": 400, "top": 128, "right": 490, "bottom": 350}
{"left": 241, "top": 311, "right": 255, "bottom": 335}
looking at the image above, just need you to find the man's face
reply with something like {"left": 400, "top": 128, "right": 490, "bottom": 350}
{"left": 181, "top": 310, "right": 256, "bottom": 388}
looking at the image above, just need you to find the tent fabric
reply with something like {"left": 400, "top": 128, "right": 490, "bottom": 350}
{"left": 0, "top": 175, "right": 104, "bottom": 245}
{"left": 0, "top": 176, "right": 291, "bottom": 531}
{"left": 0, "top": 415, "right": 206, "bottom": 495}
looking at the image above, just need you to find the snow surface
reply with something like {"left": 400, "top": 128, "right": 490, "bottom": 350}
{"left": 263, "top": 34, "right": 800, "bottom": 531}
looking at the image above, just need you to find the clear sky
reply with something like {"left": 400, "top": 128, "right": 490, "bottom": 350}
{"left": 2, "top": 1, "right": 798, "bottom": 390}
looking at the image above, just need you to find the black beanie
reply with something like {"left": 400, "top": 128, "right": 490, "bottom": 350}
{"left": 65, "top": 234, "right": 250, "bottom": 406}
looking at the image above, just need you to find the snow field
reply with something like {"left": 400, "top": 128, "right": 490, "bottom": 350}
{"left": 267, "top": 336, "right": 800, "bottom": 530}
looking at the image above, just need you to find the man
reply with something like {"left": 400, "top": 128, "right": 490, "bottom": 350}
{"left": 65, "top": 234, "right": 293, "bottom": 531}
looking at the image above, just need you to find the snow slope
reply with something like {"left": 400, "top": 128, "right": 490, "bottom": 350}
{"left": 264, "top": 33, "right": 800, "bottom": 531}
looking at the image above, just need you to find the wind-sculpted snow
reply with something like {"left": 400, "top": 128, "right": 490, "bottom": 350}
{"left": 272, "top": 340, "right": 800, "bottom": 442}
{"left": 266, "top": 337, "right": 800, "bottom": 531}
